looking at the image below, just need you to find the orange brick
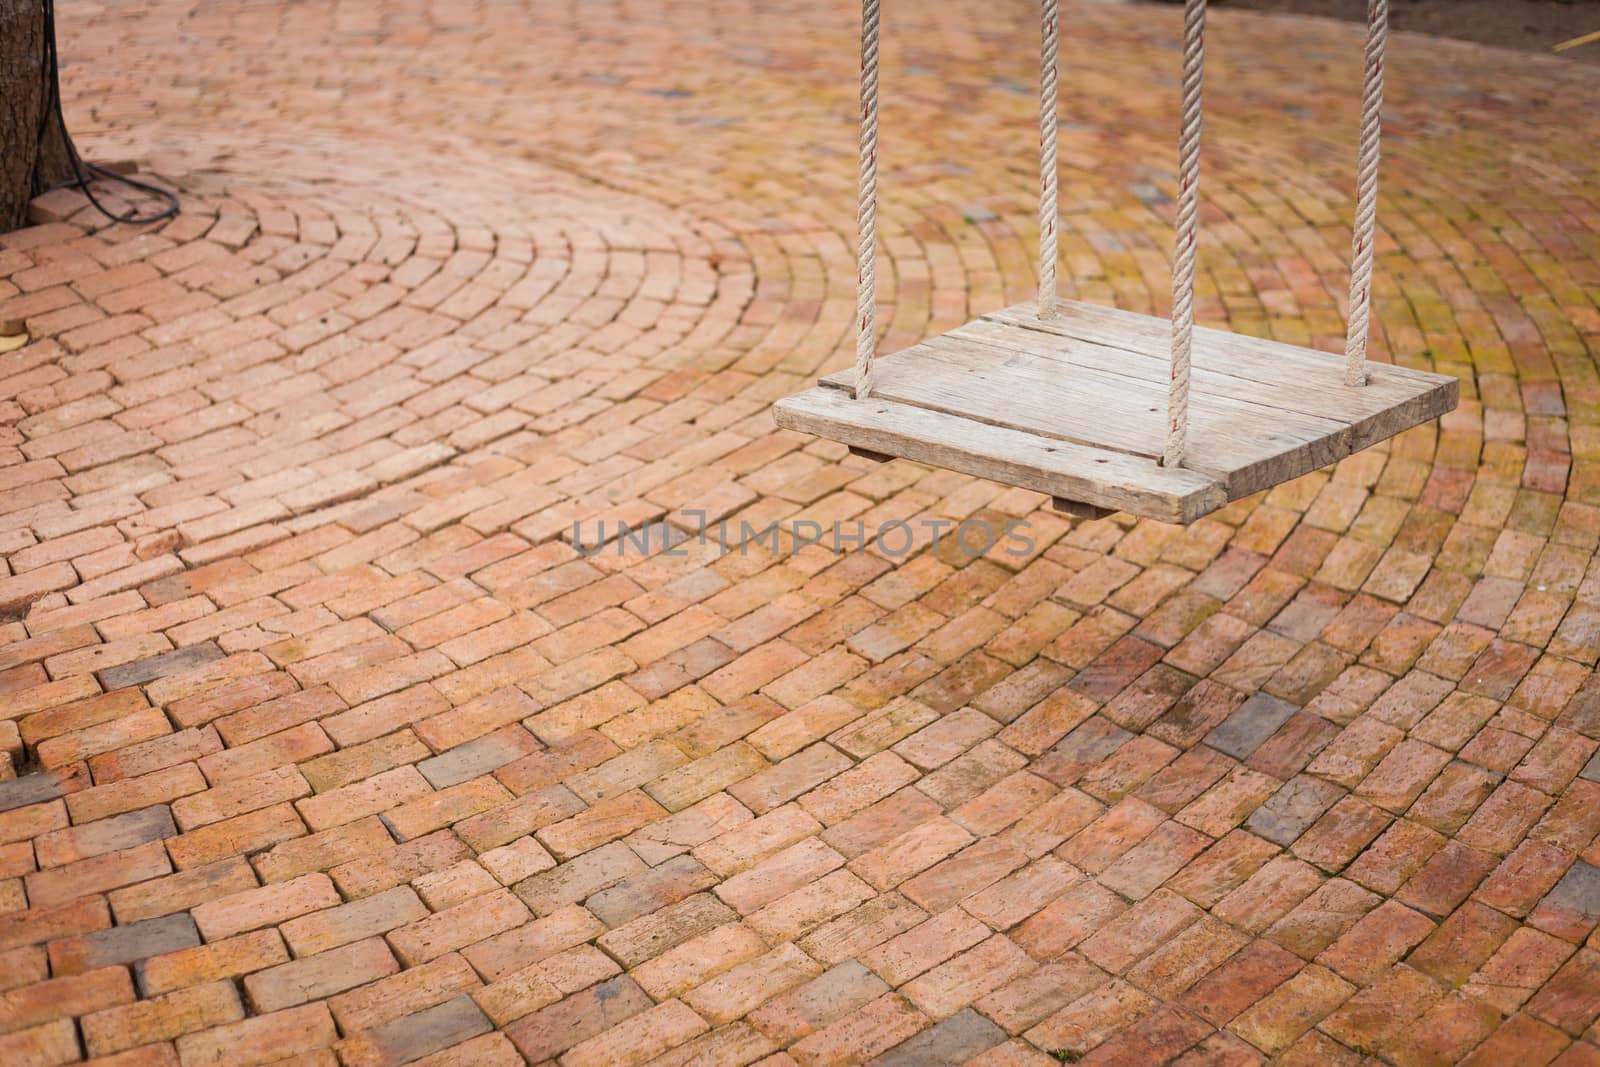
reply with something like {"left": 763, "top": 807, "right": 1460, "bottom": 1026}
{"left": 388, "top": 888, "right": 531, "bottom": 966}
{"left": 191, "top": 872, "right": 341, "bottom": 940}
{"left": 165, "top": 802, "right": 306, "bottom": 869}
{"left": 107, "top": 856, "right": 259, "bottom": 924}
{"left": 280, "top": 885, "right": 428, "bottom": 957}
{"left": 174, "top": 1002, "right": 338, "bottom": 1067}
{"left": 244, "top": 936, "right": 399, "bottom": 1012}
{"left": 81, "top": 979, "right": 244, "bottom": 1057}
{"left": 140, "top": 928, "right": 291, "bottom": 996}
{"left": 0, "top": 965, "right": 134, "bottom": 1035}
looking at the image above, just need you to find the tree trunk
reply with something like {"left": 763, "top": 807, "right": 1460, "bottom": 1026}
{"left": 1, "top": 0, "right": 76, "bottom": 233}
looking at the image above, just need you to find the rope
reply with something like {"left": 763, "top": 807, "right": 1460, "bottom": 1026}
{"left": 1164, "top": 0, "right": 1206, "bottom": 468}
{"left": 856, "top": 0, "right": 881, "bottom": 399}
{"left": 1039, "top": 0, "right": 1059, "bottom": 318}
{"left": 1343, "top": 0, "right": 1388, "bottom": 387}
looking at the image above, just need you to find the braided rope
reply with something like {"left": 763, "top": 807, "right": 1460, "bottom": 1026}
{"left": 856, "top": 0, "right": 881, "bottom": 399}
{"left": 1039, "top": 0, "right": 1059, "bottom": 318}
{"left": 1343, "top": 0, "right": 1388, "bottom": 387}
{"left": 1164, "top": 0, "right": 1206, "bottom": 468}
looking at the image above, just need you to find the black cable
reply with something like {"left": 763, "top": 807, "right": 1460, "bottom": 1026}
{"left": 39, "top": 0, "right": 179, "bottom": 225}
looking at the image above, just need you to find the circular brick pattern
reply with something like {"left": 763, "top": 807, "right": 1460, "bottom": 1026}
{"left": 1, "top": 2, "right": 1599, "bottom": 1065}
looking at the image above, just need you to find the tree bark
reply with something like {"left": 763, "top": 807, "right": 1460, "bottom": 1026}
{"left": 1, "top": 0, "right": 75, "bottom": 233}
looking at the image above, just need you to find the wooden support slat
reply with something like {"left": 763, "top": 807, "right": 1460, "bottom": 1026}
{"left": 1052, "top": 498, "right": 1116, "bottom": 520}
{"left": 773, "top": 387, "right": 1225, "bottom": 524}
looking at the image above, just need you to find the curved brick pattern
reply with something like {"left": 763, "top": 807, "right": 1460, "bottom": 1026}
{"left": 1, "top": 1, "right": 1599, "bottom": 1065}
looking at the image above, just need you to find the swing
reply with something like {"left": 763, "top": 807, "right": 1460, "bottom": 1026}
{"left": 774, "top": 0, "right": 1458, "bottom": 525}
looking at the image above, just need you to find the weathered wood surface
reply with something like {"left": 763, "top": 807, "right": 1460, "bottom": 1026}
{"left": 792, "top": 297, "right": 1458, "bottom": 520}
{"left": 822, "top": 332, "right": 1352, "bottom": 498}
{"left": 773, "top": 386, "right": 1225, "bottom": 524}
{"left": 984, "top": 301, "right": 1457, "bottom": 451}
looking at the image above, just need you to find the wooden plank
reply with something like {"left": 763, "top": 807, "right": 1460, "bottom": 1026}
{"left": 956, "top": 315, "right": 1438, "bottom": 428}
{"left": 954, "top": 315, "right": 1459, "bottom": 462}
{"left": 820, "top": 333, "right": 1354, "bottom": 499}
{"left": 981, "top": 303, "right": 1459, "bottom": 481}
{"left": 773, "top": 387, "right": 1226, "bottom": 524}
{"left": 986, "top": 298, "right": 1454, "bottom": 402}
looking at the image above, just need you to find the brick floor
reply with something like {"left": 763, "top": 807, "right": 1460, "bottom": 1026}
{"left": 1, "top": 1, "right": 1598, "bottom": 1064}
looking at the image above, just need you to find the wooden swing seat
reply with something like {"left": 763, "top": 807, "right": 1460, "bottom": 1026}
{"left": 774, "top": 298, "right": 1458, "bottom": 524}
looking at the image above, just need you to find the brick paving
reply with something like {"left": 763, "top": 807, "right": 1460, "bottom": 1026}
{"left": 1, "top": 0, "right": 1598, "bottom": 1064}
